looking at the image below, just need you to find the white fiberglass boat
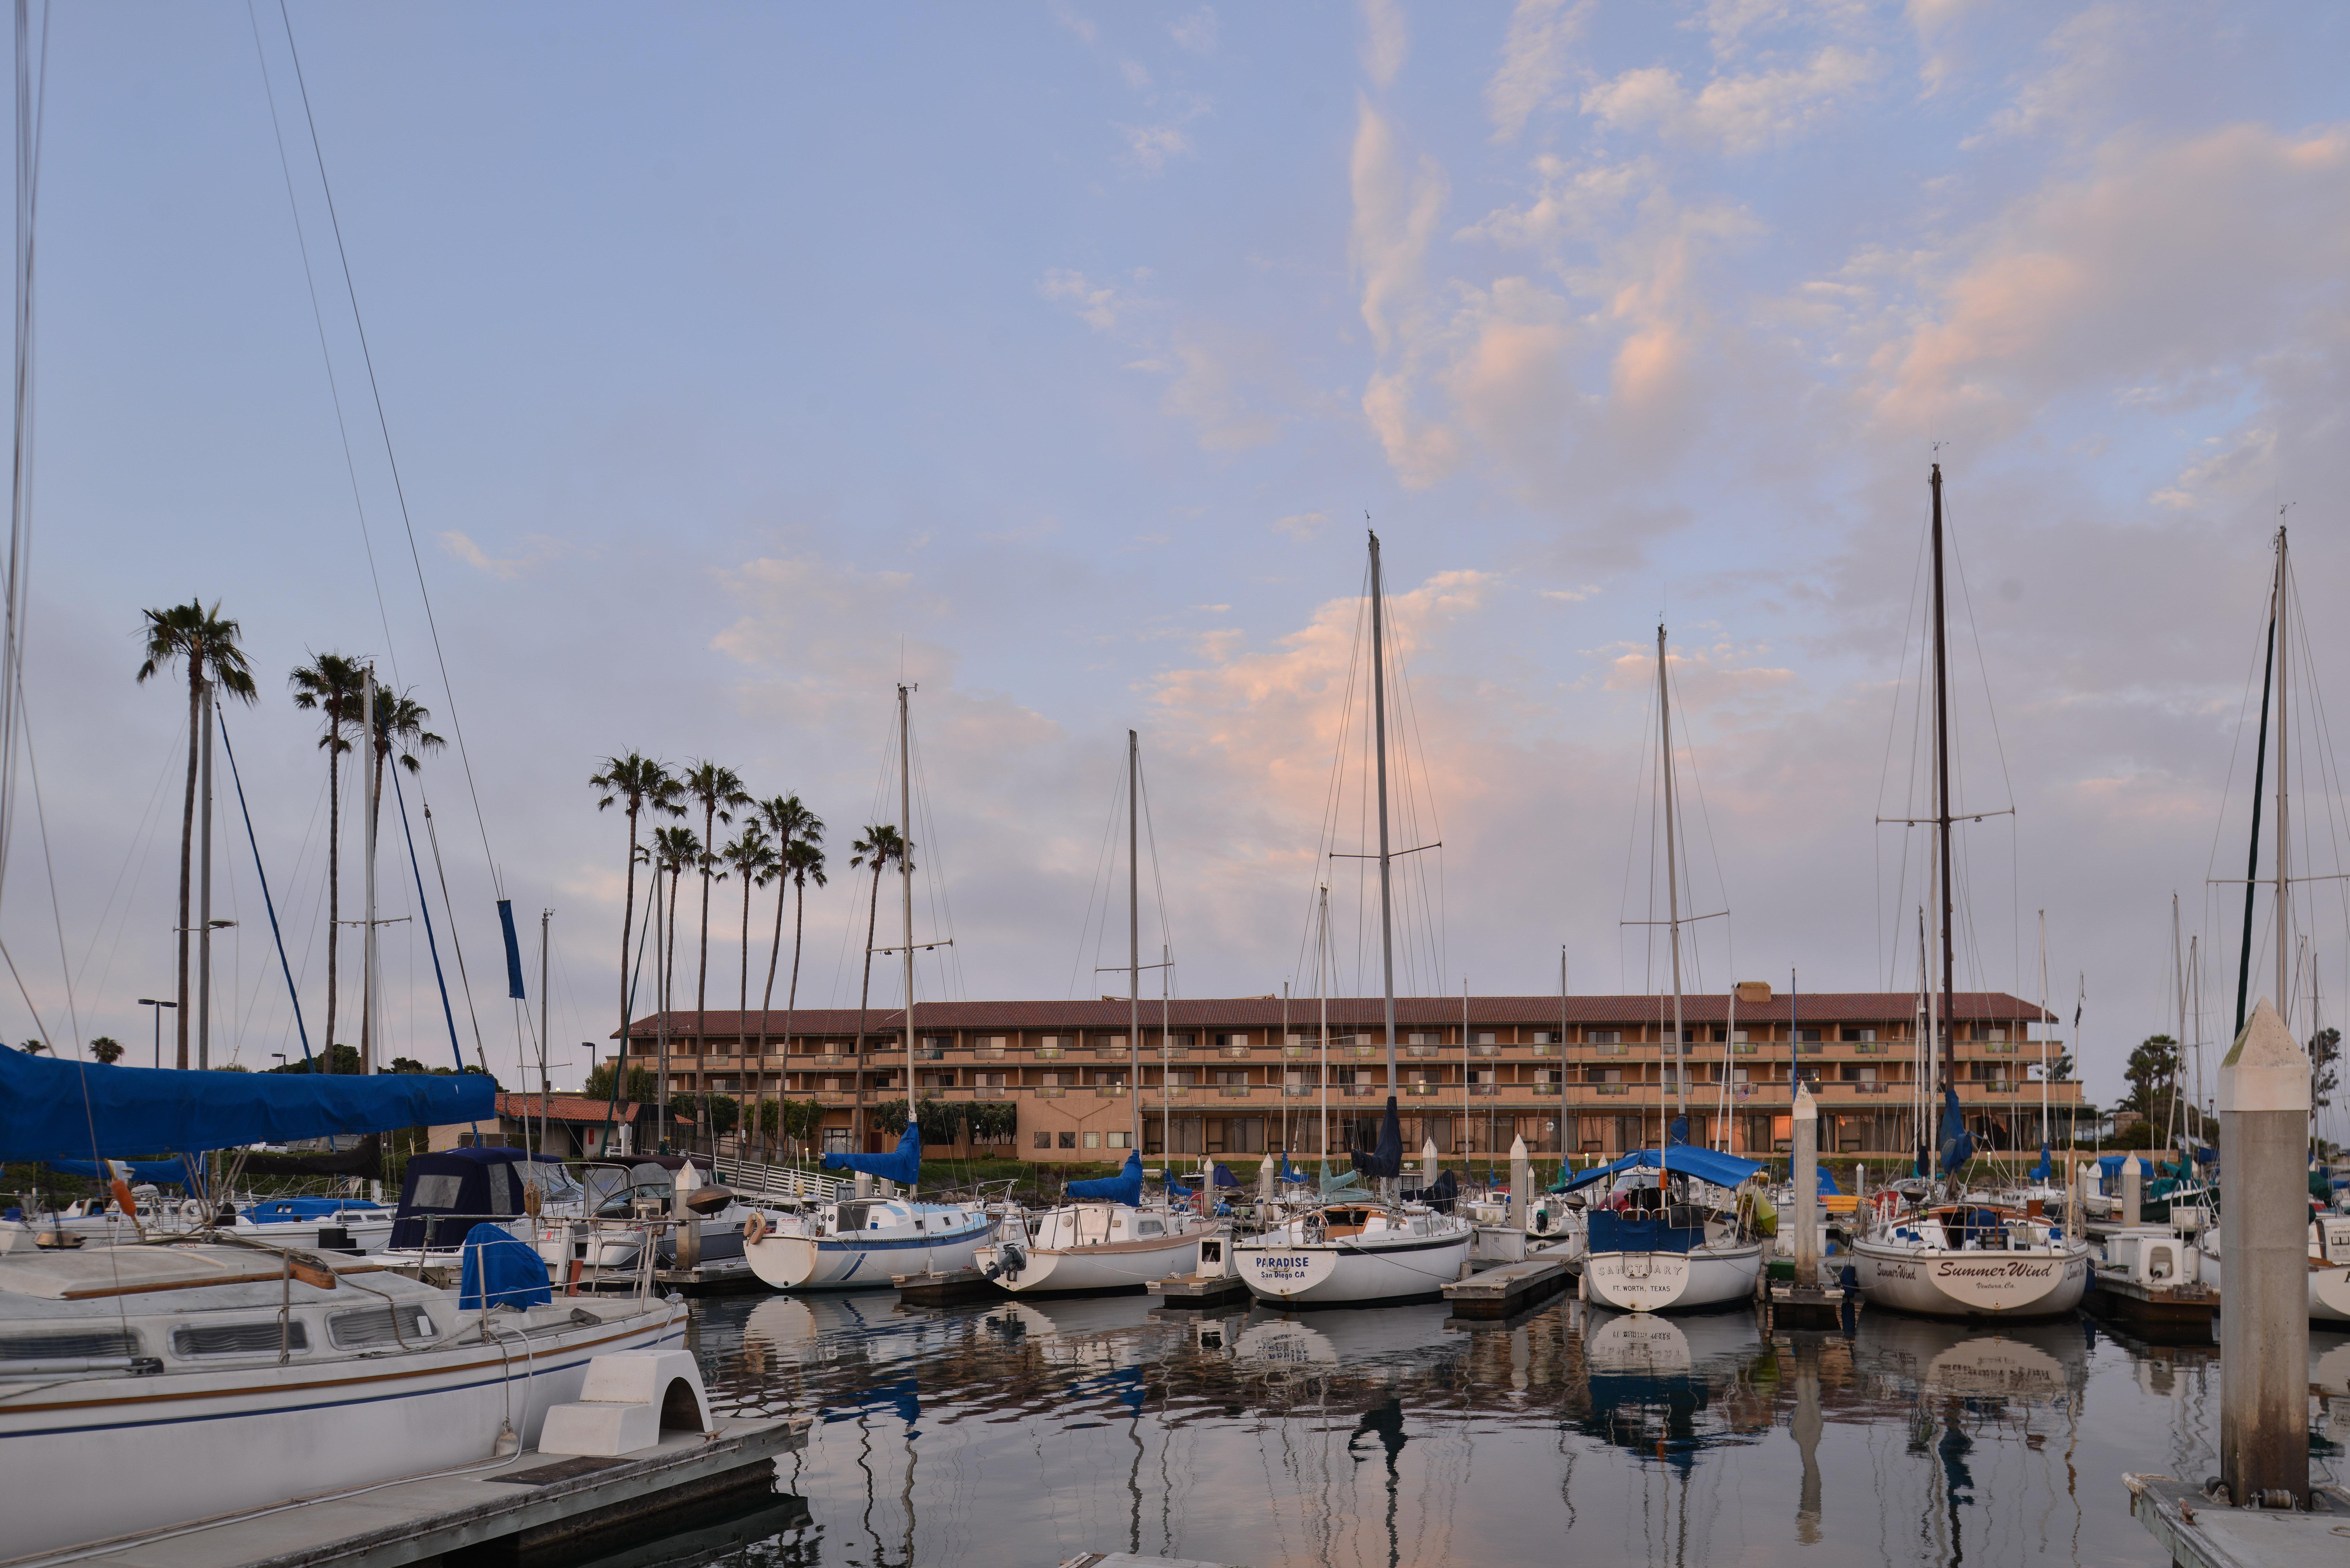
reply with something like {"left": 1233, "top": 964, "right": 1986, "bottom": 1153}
{"left": 2193, "top": 1212, "right": 2350, "bottom": 1323}
{"left": 1851, "top": 1202, "right": 2089, "bottom": 1319}
{"left": 743, "top": 1192, "right": 992, "bottom": 1290}
{"left": 1235, "top": 1199, "right": 1471, "bottom": 1307}
{"left": 1568, "top": 1148, "right": 1766, "bottom": 1313}
{"left": 977, "top": 1201, "right": 1209, "bottom": 1295}
{"left": 0, "top": 1232, "right": 683, "bottom": 1560}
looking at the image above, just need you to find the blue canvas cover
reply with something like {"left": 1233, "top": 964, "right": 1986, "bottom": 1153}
{"left": 390, "top": 1147, "right": 533, "bottom": 1249}
{"left": 2031, "top": 1143, "right": 2052, "bottom": 1182}
{"left": 0, "top": 1047, "right": 491, "bottom": 1162}
{"left": 1586, "top": 1209, "right": 1701, "bottom": 1255}
{"left": 246, "top": 1196, "right": 372, "bottom": 1223}
{"left": 1068, "top": 1150, "right": 1143, "bottom": 1204}
{"left": 1351, "top": 1096, "right": 1403, "bottom": 1179}
{"left": 1668, "top": 1115, "right": 1689, "bottom": 1146}
{"left": 1210, "top": 1162, "right": 1239, "bottom": 1188}
{"left": 1562, "top": 1146, "right": 1764, "bottom": 1193}
{"left": 822, "top": 1121, "right": 921, "bottom": 1185}
{"left": 1937, "top": 1085, "right": 1975, "bottom": 1174}
{"left": 1814, "top": 1164, "right": 1842, "bottom": 1196}
{"left": 44, "top": 1156, "right": 199, "bottom": 1187}
{"left": 458, "top": 1222, "right": 552, "bottom": 1310}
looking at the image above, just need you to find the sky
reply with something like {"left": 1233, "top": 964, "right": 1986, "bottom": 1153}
{"left": 5, "top": 2, "right": 2347, "bottom": 1125}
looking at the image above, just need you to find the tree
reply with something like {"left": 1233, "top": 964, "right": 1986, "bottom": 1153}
{"left": 291, "top": 653, "right": 367, "bottom": 1071}
{"left": 269, "top": 1044, "right": 362, "bottom": 1075}
{"left": 679, "top": 762, "right": 750, "bottom": 1148}
{"left": 848, "top": 824, "right": 910, "bottom": 1151}
{"left": 88, "top": 1037, "right": 124, "bottom": 1065}
{"left": 651, "top": 824, "right": 703, "bottom": 1146}
{"left": 720, "top": 821, "right": 778, "bottom": 1152}
{"left": 869, "top": 1097, "right": 910, "bottom": 1137}
{"left": 388, "top": 1056, "right": 428, "bottom": 1074}
{"left": 2123, "top": 1034, "right": 2182, "bottom": 1132}
{"left": 593, "top": 755, "right": 684, "bottom": 1137}
{"left": 694, "top": 1091, "right": 740, "bottom": 1139}
{"left": 584, "top": 1060, "right": 660, "bottom": 1104}
{"left": 357, "top": 681, "right": 443, "bottom": 1071}
{"left": 758, "top": 795, "right": 826, "bottom": 1156}
{"left": 2313, "top": 1025, "right": 2340, "bottom": 1123}
{"left": 19, "top": 1037, "right": 45, "bottom": 1055}
{"left": 137, "top": 600, "right": 259, "bottom": 1068}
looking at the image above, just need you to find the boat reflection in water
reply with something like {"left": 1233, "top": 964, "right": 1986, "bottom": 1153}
{"left": 682, "top": 1287, "right": 2308, "bottom": 1568}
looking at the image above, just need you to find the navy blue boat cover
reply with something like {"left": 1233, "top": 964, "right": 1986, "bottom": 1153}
{"left": 822, "top": 1121, "right": 921, "bottom": 1185}
{"left": 1559, "top": 1145, "right": 1764, "bottom": 1193}
{"left": 1068, "top": 1150, "right": 1143, "bottom": 1204}
{"left": 458, "top": 1221, "right": 552, "bottom": 1310}
{"left": 391, "top": 1147, "right": 540, "bottom": 1249}
{"left": 1586, "top": 1210, "right": 1701, "bottom": 1254}
{"left": 0, "top": 1047, "right": 493, "bottom": 1162}
{"left": 1350, "top": 1096, "right": 1403, "bottom": 1179}
{"left": 1936, "top": 1085, "right": 1975, "bottom": 1174}
{"left": 43, "top": 1155, "right": 201, "bottom": 1187}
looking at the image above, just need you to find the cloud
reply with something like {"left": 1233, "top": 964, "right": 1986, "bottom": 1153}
{"left": 1487, "top": 0, "right": 1591, "bottom": 144}
{"left": 1158, "top": 328, "right": 1285, "bottom": 450}
{"left": 1048, "top": 0, "right": 1096, "bottom": 47}
{"left": 1118, "top": 123, "right": 1194, "bottom": 173}
{"left": 1273, "top": 511, "right": 1329, "bottom": 539}
{"left": 1169, "top": 7, "right": 1218, "bottom": 54}
{"left": 438, "top": 531, "right": 576, "bottom": 580}
{"left": 1349, "top": 102, "right": 1447, "bottom": 357}
{"left": 1039, "top": 268, "right": 1143, "bottom": 332}
{"left": 1359, "top": 0, "right": 1407, "bottom": 87}
{"left": 1581, "top": 45, "right": 1880, "bottom": 155}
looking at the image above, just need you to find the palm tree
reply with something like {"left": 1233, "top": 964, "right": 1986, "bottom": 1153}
{"left": 137, "top": 600, "right": 259, "bottom": 1068}
{"left": 652, "top": 824, "right": 703, "bottom": 1144}
{"left": 591, "top": 754, "right": 685, "bottom": 1118}
{"left": 847, "top": 824, "right": 910, "bottom": 1150}
{"left": 290, "top": 653, "right": 367, "bottom": 1070}
{"left": 357, "top": 681, "right": 443, "bottom": 1071}
{"left": 88, "top": 1037, "right": 124, "bottom": 1064}
{"left": 721, "top": 822, "right": 779, "bottom": 1154}
{"left": 678, "top": 762, "right": 750, "bottom": 1131}
{"left": 756, "top": 795, "right": 825, "bottom": 1156}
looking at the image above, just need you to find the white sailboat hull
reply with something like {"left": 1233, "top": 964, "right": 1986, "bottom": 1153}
{"left": 1582, "top": 1241, "right": 1761, "bottom": 1312}
{"left": 2192, "top": 1239, "right": 2350, "bottom": 1323}
{"left": 1235, "top": 1229, "right": 1470, "bottom": 1307}
{"left": 1852, "top": 1238, "right": 2089, "bottom": 1319}
{"left": 975, "top": 1230, "right": 1203, "bottom": 1295}
{"left": 0, "top": 1307, "right": 680, "bottom": 1558}
{"left": 744, "top": 1220, "right": 991, "bottom": 1290}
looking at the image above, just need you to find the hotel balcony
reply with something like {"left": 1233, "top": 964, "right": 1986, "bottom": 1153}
{"left": 1219, "top": 1085, "right": 1253, "bottom": 1097}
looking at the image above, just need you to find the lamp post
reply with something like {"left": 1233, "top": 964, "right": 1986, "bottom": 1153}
{"left": 137, "top": 999, "right": 177, "bottom": 1070}
{"left": 271, "top": 1053, "right": 287, "bottom": 1071}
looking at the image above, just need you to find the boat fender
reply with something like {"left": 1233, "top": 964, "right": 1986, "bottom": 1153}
{"left": 743, "top": 1210, "right": 768, "bottom": 1245}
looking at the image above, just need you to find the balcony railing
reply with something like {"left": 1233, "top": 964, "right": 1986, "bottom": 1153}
{"left": 1033, "top": 1045, "right": 1065, "bottom": 1060}
{"left": 1219, "top": 1085, "right": 1253, "bottom": 1098}
{"left": 1593, "top": 1041, "right": 1627, "bottom": 1056}
{"left": 1405, "top": 1044, "right": 1443, "bottom": 1058}
{"left": 914, "top": 1047, "right": 947, "bottom": 1062}
{"left": 1593, "top": 1084, "right": 1630, "bottom": 1096}
{"left": 1095, "top": 1085, "right": 1130, "bottom": 1098}
{"left": 1468, "top": 1043, "right": 1502, "bottom": 1058}
{"left": 1469, "top": 1084, "right": 1501, "bottom": 1097}
{"left": 1281, "top": 1085, "right": 1315, "bottom": 1097}
{"left": 1281, "top": 1044, "right": 1319, "bottom": 1059}
{"left": 1344, "top": 1045, "right": 1379, "bottom": 1060}
{"left": 1531, "top": 1042, "right": 1560, "bottom": 1057}
{"left": 1035, "top": 1086, "right": 1067, "bottom": 1099}
{"left": 1160, "top": 1085, "right": 1190, "bottom": 1099}
{"left": 1849, "top": 1082, "right": 1890, "bottom": 1095}
{"left": 1403, "top": 1083, "right": 1442, "bottom": 1097}
{"left": 1851, "top": 1042, "right": 1888, "bottom": 1055}
{"left": 1982, "top": 1041, "right": 2019, "bottom": 1054}
{"left": 1218, "top": 1045, "right": 1253, "bottom": 1059}
{"left": 1339, "top": 1085, "right": 1380, "bottom": 1097}
{"left": 972, "top": 1047, "right": 1008, "bottom": 1061}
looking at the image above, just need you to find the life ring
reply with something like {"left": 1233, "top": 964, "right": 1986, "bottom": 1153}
{"left": 179, "top": 1199, "right": 205, "bottom": 1225}
{"left": 743, "top": 1210, "right": 768, "bottom": 1245}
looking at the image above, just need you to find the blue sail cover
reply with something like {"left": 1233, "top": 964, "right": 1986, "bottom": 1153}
{"left": 1351, "top": 1096, "right": 1403, "bottom": 1179}
{"left": 2031, "top": 1143, "right": 2052, "bottom": 1182}
{"left": 1563, "top": 1146, "right": 1764, "bottom": 1194}
{"left": 1668, "top": 1115, "right": 1689, "bottom": 1147}
{"left": 1937, "top": 1085, "right": 1975, "bottom": 1174}
{"left": 823, "top": 1120, "right": 922, "bottom": 1185}
{"left": 0, "top": 1048, "right": 493, "bottom": 1162}
{"left": 1814, "top": 1164, "right": 1842, "bottom": 1196}
{"left": 1068, "top": 1150, "right": 1143, "bottom": 1204}
{"left": 458, "top": 1222, "right": 552, "bottom": 1311}
{"left": 44, "top": 1155, "right": 201, "bottom": 1187}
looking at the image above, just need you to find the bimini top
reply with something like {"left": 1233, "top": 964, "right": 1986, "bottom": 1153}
{"left": 0, "top": 1046, "right": 493, "bottom": 1162}
{"left": 390, "top": 1147, "right": 554, "bottom": 1250}
{"left": 1559, "top": 1146, "right": 1764, "bottom": 1194}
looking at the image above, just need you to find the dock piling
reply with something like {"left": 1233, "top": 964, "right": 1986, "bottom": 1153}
{"left": 2217, "top": 998, "right": 2310, "bottom": 1507}
{"left": 1508, "top": 1136, "right": 1528, "bottom": 1230}
{"left": 1792, "top": 1084, "right": 1819, "bottom": 1289}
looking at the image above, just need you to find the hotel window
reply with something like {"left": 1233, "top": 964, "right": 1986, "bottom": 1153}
{"left": 1589, "top": 1030, "right": 1622, "bottom": 1044}
{"left": 1084, "top": 1131, "right": 1102, "bottom": 1149}
{"left": 1214, "top": 1070, "right": 1247, "bottom": 1086}
{"left": 1732, "top": 1068, "right": 1750, "bottom": 1084}
{"left": 1841, "top": 1028, "right": 1876, "bottom": 1042}
{"left": 1841, "top": 1065, "right": 1879, "bottom": 1082}
{"left": 1034, "top": 1131, "right": 1051, "bottom": 1149}
{"left": 1166, "top": 1069, "right": 1195, "bottom": 1086}
{"left": 1407, "top": 1032, "right": 1436, "bottom": 1045}
{"left": 920, "top": 1072, "right": 954, "bottom": 1088}
{"left": 1095, "top": 1035, "right": 1127, "bottom": 1049}
{"left": 1588, "top": 1067, "right": 1623, "bottom": 1084}
{"left": 975, "top": 1072, "right": 1007, "bottom": 1088}
{"left": 1040, "top": 1071, "right": 1066, "bottom": 1087}
{"left": 1214, "top": 1032, "right": 1249, "bottom": 1047}
{"left": 1473, "top": 1032, "right": 1497, "bottom": 1045}
{"left": 1058, "top": 1132, "right": 1076, "bottom": 1149}
{"left": 1037, "top": 1035, "right": 1073, "bottom": 1048}
{"left": 1531, "top": 1030, "right": 1559, "bottom": 1044}
{"left": 1094, "top": 1069, "right": 1127, "bottom": 1085}
{"left": 1729, "top": 1031, "right": 1750, "bottom": 1043}
{"left": 979, "top": 1035, "right": 1009, "bottom": 1049}
{"left": 1978, "top": 1026, "right": 2008, "bottom": 1042}
{"left": 1795, "top": 1029, "right": 1822, "bottom": 1043}
{"left": 1106, "top": 1131, "right": 1130, "bottom": 1149}
{"left": 1408, "top": 1069, "right": 1431, "bottom": 1084}
{"left": 1164, "top": 1034, "right": 1196, "bottom": 1048}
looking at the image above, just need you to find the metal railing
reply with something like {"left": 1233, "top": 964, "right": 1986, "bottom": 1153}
{"left": 1095, "top": 1085, "right": 1131, "bottom": 1098}
{"left": 1594, "top": 1083, "right": 1630, "bottom": 1096}
{"left": 710, "top": 1153, "right": 845, "bottom": 1205}
{"left": 1403, "top": 1083, "right": 1441, "bottom": 1097}
{"left": 1468, "top": 1084, "right": 1501, "bottom": 1097}
{"left": 1281, "top": 1085, "right": 1314, "bottom": 1097}
{"left": 1218, "top": 1045, "right": 1253, "bottom": 1059}
{"left": 1219, "top": 1085, "right": 1253, "bottom": 1098}
{"left": 1468, "top": 1043, "right": 1502, "bottom": 1057}
{"left": 1035, "top": 1086, "right": 1067, "bottom": 1099}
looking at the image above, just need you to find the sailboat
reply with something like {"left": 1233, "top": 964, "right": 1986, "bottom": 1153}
{"left": 1850, "top": 466, "right": 2089, "bottom": 1320}
{"left": 975, "top": 731, "right": 1212, "bottom": 1295}
{"left": 1235, "top": 532, "right": 1473, "bottom": 1307}
{"left": 2187, "top": 527, "right": 2350, "bottom": 1322}
{"left": 740, "top": 686, "right": 992, "bottom": 1290}
{"left": 1572, "top": 623, "right": 1766, "bottom": 1313}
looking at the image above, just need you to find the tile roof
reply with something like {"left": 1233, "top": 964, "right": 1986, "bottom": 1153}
{"left": 614, "top": 990, "right": 2053, "bottom": 1037}
{"left": 495, "top": 1092, "right": 650, "bottom": 1123}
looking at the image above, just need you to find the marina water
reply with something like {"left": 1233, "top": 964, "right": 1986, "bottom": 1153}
{"left": 657, "top": 1293, "right": 2350, "bottom": 1568}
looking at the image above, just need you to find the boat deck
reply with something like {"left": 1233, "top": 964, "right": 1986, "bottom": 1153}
{"left": 4, "top": 1416, "right": 807, "bottom": 1568}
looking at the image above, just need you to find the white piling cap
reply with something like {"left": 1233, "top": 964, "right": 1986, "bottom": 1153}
{"left": 2123, "top": 1153, "right": 2142, "bottom": 1174}
{"left": 2219, "top": 998, "right": 2310, "bottom": 1113}
{"left": 1793, "top": 1082, "right": 1818, "bottom": 1120}
{"left": 1509, "top": 1135, "right": 1527, "bottom": 1159}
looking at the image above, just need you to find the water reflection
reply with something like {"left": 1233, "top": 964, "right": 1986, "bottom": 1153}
{"left": 682, "top": 1288, "right": 2345, "bottom": 1568}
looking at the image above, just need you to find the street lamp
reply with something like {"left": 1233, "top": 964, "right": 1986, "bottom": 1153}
{"left": 271, "top": 1053, "right": 287, "bottom": 1070}
{"left": 136, "top": 999, "right": 177, "bottom": 1070}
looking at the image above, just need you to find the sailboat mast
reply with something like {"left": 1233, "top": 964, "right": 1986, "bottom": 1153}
{"left": 1368, "top": 530, "right": 1397, "bottom": 1096}
{"left": 2275, "top": 527, "right": 2291, "bottom": 1030}
{"left": 2172, "top": 894, "right": 2187, "bottom": 1153}
{"left": 2235, "top": 537, "right": 2280, "bottom": 1035}
{"left": 899, "top": 683, "right": 916, "bottom": 1166}
{"left": 1929, "top": 464, "right": 1956, "bottom": 1096}
{"left": 1318, "top": 885, "right": 1330, "bottom": 1164}
{"left": 362, "top": 668, "right": 377, "bottom": 1076}
{"left": 2038, "top": 909, "right": 2050, "bottom": 1163}
{"left": 1128, "top": 728, "right": 1141, "bottom": 1157}
{"left": 1658, "top": 623, "right": 1687, "bottom": 1120}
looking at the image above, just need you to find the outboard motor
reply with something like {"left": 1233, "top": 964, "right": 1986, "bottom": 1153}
{"left": 992, "top": 1239, "right": 1027, "bottom": 1281}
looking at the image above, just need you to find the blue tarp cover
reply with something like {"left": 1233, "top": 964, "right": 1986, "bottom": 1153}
{"left": 1351, "top": 1096, "right": 1402, "bottom": 1179}
{"left": 247, "top": 1196, "right": 372, "bottom": 1223}
{"left": 44, "top": 1156, "right": 199, "bottom": 1187}
{"left": 1587, "top": 1210, "right": 1701, "bottom": 1255}
{"left": 1562, "top": 1146, "right": 1764, "bottom": 1193}
{"left": 391, "top": 1147, "right": 533, "bottom": 1249}
{"left": 822, "top": 1122, "right": 921, "bottom": 1185}
{"left": 458, "top": 1222, "right": 552, "bottom": 1311}
{"left": 1814, "top": 1164, "right": 1842, "bottom": 1196}
{"left": 0, "top": 1047, "right": 492, "bottom": 1162}
{"left": 1068, "top": 1151, "right": 1143, "bottom": 1205}
{"left": 1937, "top": 1085, "right": 1975, "bottom": 1174}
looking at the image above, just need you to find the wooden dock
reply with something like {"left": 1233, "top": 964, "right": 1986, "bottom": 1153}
{"left": 1767, "top": 1283, "right": 1847, "bottom": 1330}
{"left": 1441, "top": 1255, "right": 1570, "bottom": 1320}
{"left": 896, "top": 1265, "right": 1004, "bottom": 1306}
{"left": 24, "top": 1416, "right": 809, "bottom": 1568}
{"left": 2084, "top": 1273, "right": 2216, "bottom": 1342}
{"left": 1147, "top": 1270, "right": 1253, "bottom": 1309}
{"left": 2126, "top": 1473, "right": 2350, "bottom": 1568}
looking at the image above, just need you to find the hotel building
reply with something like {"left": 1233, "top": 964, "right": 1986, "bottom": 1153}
{"left": 615, "top": 982, "right": 2078, "bottom": 1164}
